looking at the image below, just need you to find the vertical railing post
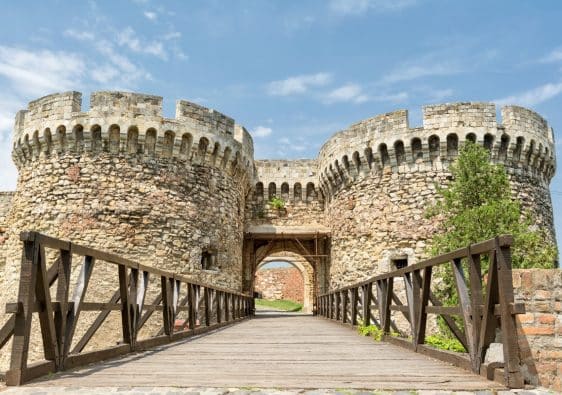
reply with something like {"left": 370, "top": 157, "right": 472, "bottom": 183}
{"left": 495, "top": 238, "right": 524, "bottom": 388}
{"left": 7, "top": 235, "right": 40, "bottom": 385}
{"left": 119, "top": 266, "right": 134, "bottom": 345}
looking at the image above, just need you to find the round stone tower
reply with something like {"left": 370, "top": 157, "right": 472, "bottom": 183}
{"left": 2, "top": 91, "right": 254, "bottom": 306}
{"left": 317, "top": 103, "right": 556, "bottom": 288}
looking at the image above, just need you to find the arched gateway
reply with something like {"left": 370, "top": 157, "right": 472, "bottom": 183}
{"left": 242, "top": 225, "right": 330, "bottom": 313}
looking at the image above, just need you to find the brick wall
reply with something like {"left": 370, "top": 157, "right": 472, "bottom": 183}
{"left": 255, "top": 267, "right": 304, "bottom": 303}
{"left": 513, "top": 269, "right": 562, "bottom": 391}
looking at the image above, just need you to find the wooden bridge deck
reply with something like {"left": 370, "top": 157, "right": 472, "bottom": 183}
{"left": 26, "top": 312, "right": 503, "bottom": 391}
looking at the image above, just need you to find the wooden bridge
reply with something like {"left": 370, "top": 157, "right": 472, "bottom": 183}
{"left": 0, "top": 232, "right": 524, "bottom": 391}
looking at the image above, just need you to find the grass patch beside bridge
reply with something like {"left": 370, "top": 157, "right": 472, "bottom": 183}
{"left": 255, "top": 298, "right": 303, "bottom": 312}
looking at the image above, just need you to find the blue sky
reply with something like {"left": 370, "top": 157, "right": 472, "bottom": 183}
{"left": 1, "top": 0, "right": 562, "bottom": 250}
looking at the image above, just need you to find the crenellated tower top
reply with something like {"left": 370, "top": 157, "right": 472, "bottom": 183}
{"left": 317, "top": 102, "right": 555, "bottom": 200}
{"left": 12, "top": 91, "right": 255, "bottom": 184}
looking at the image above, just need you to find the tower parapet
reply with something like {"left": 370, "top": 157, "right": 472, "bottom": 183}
{"left": 318, "top": 103, "right": 555, "bottom": 201}
{"left": 12, "top": 91, "right": 254, "bottom": 185}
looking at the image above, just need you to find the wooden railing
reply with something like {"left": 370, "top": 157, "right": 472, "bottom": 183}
{"left": 316, "top": 235, "right": 525, "bottom": 388}
{"left": 0, "top": 231, "right": 253, "bottom": 385}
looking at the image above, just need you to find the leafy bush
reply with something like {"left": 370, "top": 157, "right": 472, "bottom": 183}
{"left": 357, "top": 324, "right": 384, "bottom": 341}
{"left": 424, "top": 335, "right": 466, "bottom": 353}
{"left": 269, "top": 196, "right": 285, "bottom": 209}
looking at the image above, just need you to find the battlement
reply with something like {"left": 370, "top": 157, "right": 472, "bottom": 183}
{"left": 252, "top": 160, "right": 322, "bottom": 204}
{"left": 318, "top": 102, "right": 555, "bottom": 200}
{"left": 12, "top": 91, "right": 255, "bottom": 182}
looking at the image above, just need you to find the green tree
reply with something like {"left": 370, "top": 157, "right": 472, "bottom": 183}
{"left": 427, "top": 141, "right": 557, "bottom": 270}
{"left": 427, "top": 142, "right": 556, "bottom": 338}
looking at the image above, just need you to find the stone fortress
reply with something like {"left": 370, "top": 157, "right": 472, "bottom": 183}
{"left": 0, "top": 91, "right": 557, "bottom": 318}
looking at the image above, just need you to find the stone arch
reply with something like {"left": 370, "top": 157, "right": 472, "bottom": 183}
{"left": 352, "top": 151, "right": 361, "bottom": 173}
{"left": 163, "top": 130, "right": 175, "bottom": 158}
{"left": 255, "top": 182, "right": 264, "bottom": 201}
{"left": 180, "top": 133, "right": 192, "bottom": 160}
{"left": 379, "top": 143, "right": 389, "bottom": 167}
{"left": 281, "top": 182, "right": 289, "bottom": 200}
{"left": 198, "top": 137, "right": 209, "bottom": 163}
{"left": 44, "top": 128, "right": 53, "bottom": 155}
{"left": 294, "top": 182, "right": 302, "bottom": 201}
{"left": 256, "top": 252, "right": 314, "bottom": 314}
{"left": 127, "top": 126, "right": 139, "bottom": 154}
{"left": 411, "top": 138, "right": 422, "bottom": 161}
{"left": 466, "top": 132, "right": 476, "bottom": 143}
{"left": 73, "top": 124, "right": 84, "bottom": 153}
{"left": 211, "top": 142, "right": 221, "bottom": 165}
{"left": 428, "top": 135, "right": 440, "bottom": 162}
{"left": 342, "top": 155, "right": 350, "bottom": 173}
{"left": 23, "top": 134, "right": 30, "bottom": 159}
{"left": 484, "top": 133, "right": 494, "bottom": 152}
{"left": 145, "top": 128, "right": 157, "bottom": 156}
{"left": 498, "top": 134, "right": 510, "bottom": 162}
{"left": 306, "top": 182, "right": 316, "bottom": 201}
{"left": 364, "top": 147, "right": 374, "bottom": 169}
{"left": 526, "top": 139, "right": 535, "bottom": 166}
{"left": 446, "top": 133, "right": 458, "bottom": 158}
{"left": 109, "top": 124, "right": 120, "bottom": 154}
{"left": 33, "top": 130, "right": 41, "bottom": 157}
{"left": 394, "top": 140, "right": 405, "bottom": 166}
{"left": 56, "top": 125, "right": 67, "bottom": 152}
{"left": 268, "top": 182, "right": 276, "bottom": 199}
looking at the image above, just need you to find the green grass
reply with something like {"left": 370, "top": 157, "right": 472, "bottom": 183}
{"left": 254, "top": 298, "right": 302, "bottom": 312}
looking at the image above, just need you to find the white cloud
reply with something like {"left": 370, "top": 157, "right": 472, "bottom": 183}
{"left": 163, "top": 32, "right": 182, "bottom": 40}
{"left": 64, "top": 29, "right": 152, "bottom": 86}
{"left": 117, "top": 27, "right": 167, "bottom": 60}
{"left": 330, "top": 0, "right": 418, "bottom": 15}
{"left": 144, "top": 11, "right": 157, "bottom": 20}
{"left": 540, "top": 48, "right": 562, "bottom": 63}
{"left": 494, "top": 81, "right": 562, "bottom": 107}
{"left": 267, "top": 72, "right": 333, "bottom": 96}
{"left": 252, "top": 126, "right": 273, "bottom": 137}
{"left": 0, "top": 46, "right": 86, "bottom": 97}
{"left": 381, "top": 60, "right": 462, "bottom": 85}
{"left": 324, "top": 83, "right": 369, "bottom": 104}
{"left": 373, "top": 91, "right": 409, "bottom": 103}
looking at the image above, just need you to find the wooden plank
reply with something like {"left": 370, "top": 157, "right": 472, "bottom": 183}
{"left": 35, "top": 245, "right": 60, "bottom": 364}
{"left": 0, "top": 315, "right": 15, "bottom": 350}
{"left": 451, "top": 257, "right": 476, "bottom": 370}
{"left": 119, "top": 265, "right": 133, "bottom": 347}
{"left": 54, "top": 248, "right": 72, "bottom": 367}
{"left": 468, "top": 249, "right": 483, "bottom": 372}
{"left": 478, "top": 253, "right": 499, "bottom": 371}
{"left": 8, "top": 239, "right": 40, "bottom": 385}
{"left": 495, "top": 239, "right": 524, "bottom": 388}
{"left": 65, "top": 255, "right": 95, "bottom": 357}
{"left": 415, "top": 267, "right": 432, "bottom": 347}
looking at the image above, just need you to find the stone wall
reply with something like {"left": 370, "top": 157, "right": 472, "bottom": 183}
{"left": 0, "top": 91, "right": 255, "bottom": 370}
{"left": 318, "top": 103, "right": 556, "bottom": 289}
{"left": 255, "top": 267, "right": 304, "bottom": 303}
{"left": 0, "top": 191, "right": 13, "bottom": 237}
{"left": 245, "top": 159, "right": 325, "bottom": 228}
{"left": 513, "top": 269, "right": 562, "bottom": 391}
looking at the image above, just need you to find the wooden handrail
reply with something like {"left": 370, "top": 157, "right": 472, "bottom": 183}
{"left": 316, "top": 235, "right": 524, "bottom": 389}
{"left": 2, "top": 231, "right": 254, "bottom": 386}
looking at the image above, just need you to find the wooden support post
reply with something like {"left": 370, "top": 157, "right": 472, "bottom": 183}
{"left": 203, "top": 287, "right": 210, "bottom": 326}
{"left": 495, "top": 239, "right": 524, "bottom": 388}
{"left": 54, "top": 248, "right": 71, "bottom": 368}
{"left": 216, "top": 290, "right": 222, "bottom": 324}
{"left": 119, "top": 266, "right": 133, "bottom": 346}
{"left": 363, "top": 283, "right": 372, "bottom": 326}
{"left": 7, "top": 238, "right": 40, "bottom": 385}
{"left": 415, "top": 267, "right": 432, "bottom": 348}
{"left": 451, "top": 258, "right": 476, "bottom": 371}
{"left": 350, "top": 287, "right": 358, "bottom": 326}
